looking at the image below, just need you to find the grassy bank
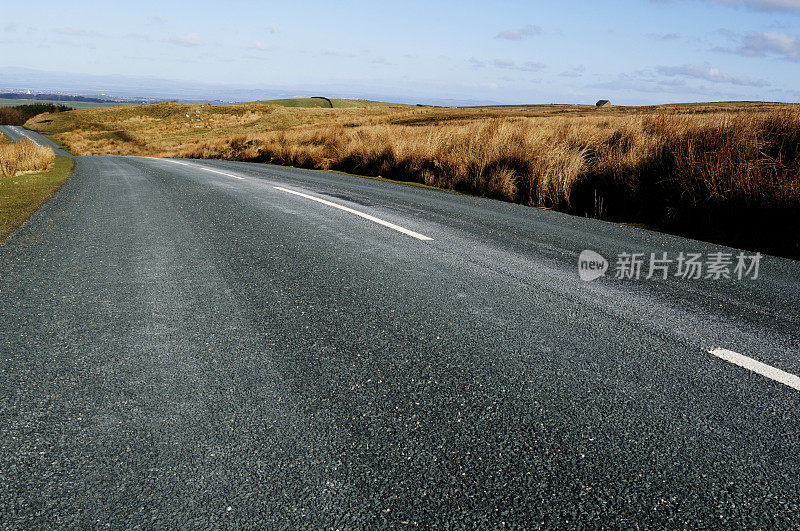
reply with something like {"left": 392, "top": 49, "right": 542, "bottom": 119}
{"left": 26, "top": 100, "right": 800, "bottom": 258}
{"left": 0, "top": 155, "right": 74, "bottom": 241}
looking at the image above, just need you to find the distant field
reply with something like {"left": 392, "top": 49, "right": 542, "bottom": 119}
{"left": 26, "top": 99, "right": 800, "bottom": 257}
{"left": 0, "top": 98, "right": 135, "bottom": 109}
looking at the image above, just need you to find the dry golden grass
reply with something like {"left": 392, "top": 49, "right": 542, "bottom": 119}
{"left": 26, "top": 100, "right": 800, "bottom": 256}
{"left": 0, "top": 138, "right": 56, "bottom": 178}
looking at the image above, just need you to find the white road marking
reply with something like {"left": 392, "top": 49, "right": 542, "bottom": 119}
{"left": 709, "top": 348, "right": 800, "bottom": 391}
{"left": 12, "top": 127, "right": 43, "bottom": 147}
{"left": 156, "top": 158, "right": 432, "bottom": 241}
{"left": 274, "top": 186, "right": 434, "bottom": 241}
{"left": 162, "top": 159, "right": 244, "bottom": 179}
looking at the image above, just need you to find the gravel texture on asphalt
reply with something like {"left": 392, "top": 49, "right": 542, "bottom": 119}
{"left": 1, "top": 129, "right": 799, "bottom": 527}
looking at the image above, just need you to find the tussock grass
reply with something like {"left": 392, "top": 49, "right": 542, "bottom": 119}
{"left": 26, "top": 100, "right": 800, "bottom": 257}
{"left": 0, "top": 139, "right": 56, "bottom": 178}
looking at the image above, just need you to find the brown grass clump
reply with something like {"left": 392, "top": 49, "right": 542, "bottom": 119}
{"left": 26, "top": 100, "right": 800, "bottom": 257}
{"left": 0, "top": 139, "right": 56, "bottom": 178}
{"left": 180, "top": 108, "right": 800, "bottom": 256}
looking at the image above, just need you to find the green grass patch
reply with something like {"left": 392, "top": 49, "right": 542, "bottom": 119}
{"left": 47, "top": 135, "right": 71, "bottom": 153}
{"left": 0, "top": 155, "right": 74, "bottom": 241}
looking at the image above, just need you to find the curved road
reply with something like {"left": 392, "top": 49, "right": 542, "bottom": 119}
{"left": 1, "top": 126, "right": 799, "bottom": 527}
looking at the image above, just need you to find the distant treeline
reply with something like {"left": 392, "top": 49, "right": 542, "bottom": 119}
{"left": 0, "top": 103, "right": 74, "bottom": 125}
{"left": 0, "top": 92, "right": 112, "bottom": 103}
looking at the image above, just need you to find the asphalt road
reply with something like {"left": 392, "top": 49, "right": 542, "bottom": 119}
{"left": 1, "top": 126, "right": 799, "bottom": 528}
{"left": 0, "top": 125, "right": 69, "bottom": 155}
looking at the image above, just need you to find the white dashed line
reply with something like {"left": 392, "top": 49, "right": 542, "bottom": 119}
{"left": 161, "top": 159, "right": 244, "bottom": 179}
{"left": 710, "top": 348, "right": 800, "bottom": 391}
{"left": 155, "top": 158, "right": 433, "bottom": 241}
{"left": 12, "top": 127, "right": 43, "bottom": 147}
{"left": 274, "top": 186, "right": 433, "bottom": 241}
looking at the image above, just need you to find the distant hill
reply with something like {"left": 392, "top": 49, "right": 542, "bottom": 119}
{"left": 0, "top": 67, "right": 500, "bottom": 107}
{"left": 0, "top": 92, "right": 122, "bottom": 103}
{"left": 0, "top": 98, "right": 138, "bottom": 110}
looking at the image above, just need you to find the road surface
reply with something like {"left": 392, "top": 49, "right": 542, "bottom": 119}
{"left": 1, "top": 126, "right": 799, "bottom": 527}
{"left": 0, "top": 124, "right": 69, "bottom": 155}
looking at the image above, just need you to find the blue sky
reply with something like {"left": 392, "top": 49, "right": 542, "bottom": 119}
{"left": 1, "top": 0, "right": 799, "bottom": 104}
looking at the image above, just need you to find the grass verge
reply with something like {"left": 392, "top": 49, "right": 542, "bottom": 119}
{"left": 0, "top": 155, "right": 74, "bottom": 241}
{"left": 46, "top": 135, "right": 71, "bottom": 154}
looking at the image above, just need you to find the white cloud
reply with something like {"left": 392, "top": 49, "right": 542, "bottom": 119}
{"left": 162, "top": 34, "right": 204, "bottom": 47}
{"left": 249, "top": 41, "right": 274, "bottom": 51}
{"left": 657, "top": 63, "right": 770, "bottom": 86}
{"left": 506, "top": 60, "right": 547, "bottom": 72}
{"left": 318, "top": 49, "right": 362, "bottom": 57}
{"left": 560, "top": 65, "right": 587, "bottom": 78}
{"left": 55, "top": 27, "right": 101, "bottom": 37}
{"left": 470, "top": 58, "right": 547, "bottom": 72}
{"left": 654, "top": 0, "right": 800, "bottom": 12}
{"left": 124, "top": 33, "right": 151, "bottom": 42}
{"left": 646, "top": 32, "right": 681, "bottom": 40}
{"left": 735, "top": 32, "right": 800, "bottom": 59}
{"left": 495, "top": 25, "right": 543, "bottom": 40}
{"left": 147, "top": 15, "right": 166, "bottom": 24}
{"left": 591, "top": 73, "right": 692, "bottom": 94}
{"left": 729, "top": 0, "right": 800, "bottom": 11}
